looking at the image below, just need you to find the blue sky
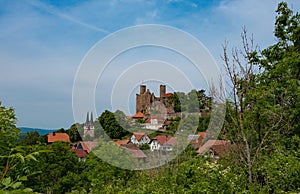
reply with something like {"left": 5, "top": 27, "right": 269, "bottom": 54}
{"left": 0, "top": 0, "right": 299, "bottom": 129}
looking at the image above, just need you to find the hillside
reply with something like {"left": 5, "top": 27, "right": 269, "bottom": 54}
{"left": 19, "top": 127, "right": 56, "bottom": 135}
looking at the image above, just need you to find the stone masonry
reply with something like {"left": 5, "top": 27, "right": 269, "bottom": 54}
{"left": 136, "top": 85, "right": 175, "bottom": 115}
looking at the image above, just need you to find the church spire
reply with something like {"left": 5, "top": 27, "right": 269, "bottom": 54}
{"left": 83, "top": 111, "right": 95, "bottom": 139}
{"left": 90, "top": 112, "right": 93, "bottom": 124}
{"left": 86, "top": 112, "right": 89, "bottom": 124}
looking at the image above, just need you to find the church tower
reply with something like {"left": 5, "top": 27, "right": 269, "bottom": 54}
{"left": 83, "top": 112, "right": 95, "bottom": 139}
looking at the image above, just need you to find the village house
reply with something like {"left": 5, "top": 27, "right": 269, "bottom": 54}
{"left": 72, "top": 149, "right": 87, "bottom": 162}
{"left": 131, "top": 112, "right": 145, "bottom": 120}
{"left": 47, "top": 132, "right": 70, "bottom": 143}
{"left": 71, "top": 141, "right": 98, "bottom": 161}
{"left": 130, "top": 132, "right": 150, "bottom": 145}
{"left": 116, "top": 139, "right": 130, "bottom": 146}
{"left": 121, "top": 143, "right": 147, "bottom": 161}
{"left": 73, "top": 141, "right": 98, "bottom": 153}
{"left": 196, "top": 140, "right": 231, "bottom": 159}
{"left": 144, "top": 115, "right": 165, "bottom": 130}
{"left": 150, "top": 135, "right": 177, "bottom": 151}
{"left": 187, "top": 132, "right": 206, "bottom": 149}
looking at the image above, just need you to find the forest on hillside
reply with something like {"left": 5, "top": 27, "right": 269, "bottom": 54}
{"left": 0, "top": 2, "right": 299, "bottom": 193}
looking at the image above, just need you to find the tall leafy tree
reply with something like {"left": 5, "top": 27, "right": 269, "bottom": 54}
{"left": 260, "top": 1, "right": 300, "bottom": 136}
{"left": 222, "top": 2, "right": 300, "bottom": 191}
{"left": 98, "top": 110, "right": 130, "bottom": 139}
{"left": 67, "top": 124, "right": 82, "bottom": 142}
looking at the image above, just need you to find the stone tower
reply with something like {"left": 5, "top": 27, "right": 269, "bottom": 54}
{"left": 160, "top": 85, "right": 166, "bottom": 99}
{"left": 136, "top": 84, "right": 175, "bottom": 115}
{"left": 83, "top": 112, "right": 94, "bottom": 138}
{"left": 136, "top": 85, "right": 152, "bottom": 114}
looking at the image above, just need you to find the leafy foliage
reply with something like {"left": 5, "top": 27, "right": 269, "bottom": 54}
{"left": 98, "top": 110, "right": 130, "bottom": 139}
{"left": 169, "top": 90, "right": 211, "bottom": 113}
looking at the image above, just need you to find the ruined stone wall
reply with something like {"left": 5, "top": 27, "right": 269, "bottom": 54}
{"left": 136, "top": 90, "right": 151, "bottom": 114}
{"left": 136, "top": 85, "right": 174, "bottom": 115}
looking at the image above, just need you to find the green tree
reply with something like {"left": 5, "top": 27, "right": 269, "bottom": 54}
{"left": 0, "top": 101, "right": 40, "bottom": 193}
{"left": 114, "top": 110, "right": 131, "bottom": 129}
{"left": 22, "top": 142, "right": 82, "bottom": 193}
{"left": 222, "top": 2, "right": 300, "bottom": 191}
{"left": 67, "top": 124, "right": 82, "bottom": 142}
{"left": 168, "top": 92, "right": 182, "bottom": 112}
{"left": 0, "top": 101, "right": 19, "bottom": 153}
{"left": 98, "top": 110, "right": 130, "bottom": 139}
{"left": 22, "top": 131, "right": 40, "bottom": 145}
{"left": 260, "top": 1, "right": 300, "bottom": 137}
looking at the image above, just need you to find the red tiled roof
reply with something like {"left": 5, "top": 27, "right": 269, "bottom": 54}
{"left": 166, "top": 137, "right": 177, "bottom": 146}
{"left": 152, "top": 135, "right": 175, "bottom": 146}
{"left": 189, "top": 133, "right": 206, "bottom": 149}
{"left": 121, "top": 142, "right": 139, "bottom": 150}
{"left": 132, "top": 112, "right": 144, "bottom": 118}
{"left": 211, "top": 144, "right": 231, "bottom": 156}
{"left": 131, "top": 149, "right": 147, "bottom": 158}
{"left": 47, "top": 132, "right": 70, "bottom": 143}
{"left": 165, "top": 93, "right": 173, "bottom": 97}
{"left": 121, "top": 143, "right": 147, "bottom": 158}
{"left": 116, "top": 139, "right": 130, "bottom": 146}
{"left": 196, "top": 140, "right": 230, "bottom": 155}
{"left": 72, "top": 149, "right": 86, "bottom": 158}
{"left": 80, "top": 141, "right": 97, "bottom": 153}
{"left": 198, "top": 132, "right": 206, "bottom": 138}
{"left": 133, "top": 132, "right": 146, "bottom": 141}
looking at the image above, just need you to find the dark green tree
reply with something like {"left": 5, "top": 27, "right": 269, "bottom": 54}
{"left": 22, "top": 131, "right": 40, "bottom": 145}
{"left": 67, "top": 124, "right": 82, "bottom": 142}
{"left": 98, "top": 110, "right": 130, "bottom": 139}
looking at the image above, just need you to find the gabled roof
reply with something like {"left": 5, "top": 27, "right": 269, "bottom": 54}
{"left": 152, "top": 135, "right": 169, "bottom": 145}
{"left": 197, "top": 140, "right": 230, "bottom": 155}
{"left": 78, "top": 141, "right": 97, "bottom": 153}
{"left": 121, "top": 142, "right": 139, "bottom": 150}
{"left": 132, "top": 112, "right": 145, "bottom": 118}
{"left": 188, "top": 132, "right": 207, "bottom": 149}
{"left": 151, "top": 135, "right": 176, "bottom": 146}
{"left": 166, "top": 137, "right": 177, "bottom": 146}
{"left": 47, "top": 132, "right": 70, "bottom": 143}
{"left": 116, "top": 139, "right": 130, "bottom": 146}
{"left": 121, "top": 143, "right": 147, "bottom": 158}
{"left": 130, "top": 149, "right": 147, "bottom": 158}
{"left": 132, "top": 132, "right": 147, "bottom": 141}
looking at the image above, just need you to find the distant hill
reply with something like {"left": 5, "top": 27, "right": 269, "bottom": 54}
{"left": 19, "top": 127, "right": 57, "bottom": 136}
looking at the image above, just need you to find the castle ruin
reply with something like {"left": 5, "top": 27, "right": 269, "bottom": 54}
{"left": 136, "top": 85, "right": 175, "bottom": 115}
